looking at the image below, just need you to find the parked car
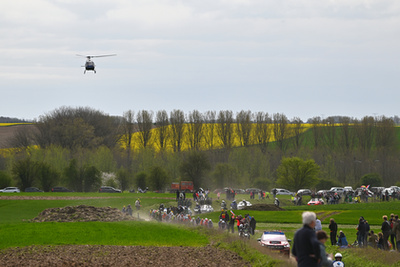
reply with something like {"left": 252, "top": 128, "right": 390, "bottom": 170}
{"left": 1, "top": 187, "right": 20, "bottom": 193}
{"left": 257, "top": 231, "right": 291, "bottom": 257}
{"left": 370, "top": 187, "right": 384, "bottom": 195}
{"left": 329, "top": 187, "right": 345, "bottom": 195}
{"left": 390, "top": 186, "right": 400, "bottom": 193}
{"left": 307, "top": 198, "right": 325, "bottom": 205}
{"left": 25, "top": 187, "right": 43, "bottom": 192}
{"left": 317, "top": 190, "right": 329, "bottom": 195}
{"left": 381, "top": 188, "right": 394, "bottom": 196}
{"left": 51, "top": 187, "right": 73, "bottom": 192}
{"left": 245, "top": 188, "right": 261, "bottom": 194}
{"left": 99, "top": 186, "right": 122, "bottom": 193}
{"left": 238, "top": 200, "right": 252, "bottom": 210}
{"left": 297, "top": 189, "right": 312, "bottom": 195}
{"left": 272, "top": 188, "right": 295, "bottom": 196}
{"left": 354, "top": 187, "right": 374, "bottom": 197}
{"left": 233, "top": 189, "right": 246, "bottom": 194}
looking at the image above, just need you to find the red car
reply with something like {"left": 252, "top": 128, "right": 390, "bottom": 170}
{"left": 257, "top": 231, "right": 291, "bottom": 256}
{"left": 307, "top": 198, "right": 325, "bottom": 205}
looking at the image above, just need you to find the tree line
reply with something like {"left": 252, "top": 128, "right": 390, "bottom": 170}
{"left": 1, "top": 106, "right": 399, "bottom": 192}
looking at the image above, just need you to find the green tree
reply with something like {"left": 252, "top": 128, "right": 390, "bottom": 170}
{"left": 149, "top": 166, "right": 169, "bottom": 191}
{"left": 276, "top": 157, "right": 320, "bottom": 191}
{"left": 116, "top": 167, "right": 131, "bottom": 191}
{"left": 212, "top": 163, "right": 237, "bottom": 189}
{"left": 0, "top": 170, "right": 12, "bottom": 188}
{"left": 37, "top": 162, "right": 59, "bottom": 192}
{"left": 64, "top": 159, "right": 82, "bottom": 192}
{"left": 82, "top": 165, "right": 101, "bottom": 192}
{"left": 180, "top": 151, "right": 211, "bottom": 189}
{"left": 135, "top": 171, "right": 147, "bottom": 190}
{"left": 315, "top": 178, "right": 338, "bottom": 191}
{"left": 12, "top": 157, "right": 37, "bottom": 190}
{"left": 360, "top": 173, "right": 382, "bottom": 187}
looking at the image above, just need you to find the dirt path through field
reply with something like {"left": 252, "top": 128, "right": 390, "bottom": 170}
{"left": 0, "top": 245, "right": 251, "bottom": 267}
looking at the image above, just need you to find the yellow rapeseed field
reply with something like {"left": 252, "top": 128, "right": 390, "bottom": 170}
{"left": 125, "top": 123, "right": 313, "bottom": 152}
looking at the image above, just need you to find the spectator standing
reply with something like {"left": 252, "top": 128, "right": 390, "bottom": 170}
{"left": 292, "top": 211, "right": 321, "bottom": 267}
{"left": 390, "top": 214, "right": 396, "bottom": 250}
{"left": 381, "top": 215, "right": 391, "bottom": 250}
{"left": 329, "top": 218, "right": 338, "bottom": 245}
{"left": 315, "top": 218, "right": 322, "bottom": 231}
{"left": 393, "top": 214, "right": 400, "bottom": 251}
{"left": 357, "top": 217, "right": 367, "bottom": 247}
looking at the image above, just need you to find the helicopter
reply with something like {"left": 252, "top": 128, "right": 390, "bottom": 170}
{"left": 76, "top": 54, "right": 116, "bottom": 74}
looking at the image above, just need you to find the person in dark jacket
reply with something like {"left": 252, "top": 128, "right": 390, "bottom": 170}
{"left": 357, "top": 217, "right": 367, "bottom": 247}
{"left": 337, "top": 230, "right": 348, "bottom": 247}
{"left": 329, "top": 218, "right": 338, "bottom": 245}
{"left": 292, "top": 211, "right": 321, "bottom": 267}
{"left": 250, "top": 216, "right": 256, "bottom": 235}
{"left": 381, "top": 215, "right": 391, "bottom": 250}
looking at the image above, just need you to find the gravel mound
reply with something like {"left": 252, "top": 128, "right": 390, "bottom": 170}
{"left": 31, "top": 205, "right": 135, "bottom": 222}
{"left": 245, "top": 204, "right": 285, "bottom": 211}
{"left": 0, "top": 245, "right": 250, "bottom": 267}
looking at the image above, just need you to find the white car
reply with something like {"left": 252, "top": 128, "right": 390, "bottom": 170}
{"left": 273, "top": 188, "right": 295, "bottom": 196}
{"left": 329, "top": 187, "right": 344, "bottom": 195}
{"left": 238, "top": 200, "right": 252, "bottom": 210}
{"left": 1, "top": 187, "right": 20, "bottom": 193}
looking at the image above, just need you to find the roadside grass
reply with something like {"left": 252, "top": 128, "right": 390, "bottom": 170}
{"left": 197, "top": 227, "right": 293, "bottom": 267}
{"left": 2, "top": 192, "right": 400, "bottom": 266}
{"left": 0, "top": 221, "right": 209, "bottom": 250}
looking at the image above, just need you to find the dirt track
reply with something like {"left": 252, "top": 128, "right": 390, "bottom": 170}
{"left": 0, "top": 245, "right": 250, "bottom": 267}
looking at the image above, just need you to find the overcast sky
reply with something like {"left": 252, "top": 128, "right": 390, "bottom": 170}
{"left": 1, "top": 0, "right": 399, "bottom": 121}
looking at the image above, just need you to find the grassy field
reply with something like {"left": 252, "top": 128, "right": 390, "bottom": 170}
{"left": 1, "top": 192, "right": 400, "bottom": 266}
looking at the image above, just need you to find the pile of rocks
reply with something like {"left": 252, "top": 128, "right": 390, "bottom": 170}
{"left": 31, "top": 205, "right": 135, "bottom": 222}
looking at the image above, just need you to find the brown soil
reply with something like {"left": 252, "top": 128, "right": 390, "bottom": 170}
{"left": 0, "top": 204, "right": 250, "bottom": 266}
{"left": 30, "top": 205, "right": 135, "bottom": 222}
{"left": 245, "top": 204, "right": 285, "bottom": 211}
{"left": 0, "top": 245, "right": 250, "bottom": 267}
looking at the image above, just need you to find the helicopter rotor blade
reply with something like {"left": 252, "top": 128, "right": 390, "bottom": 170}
{"left": 90, "top": 54, "right": 117, "bottom": 58}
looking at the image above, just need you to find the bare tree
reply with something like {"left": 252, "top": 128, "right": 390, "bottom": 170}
{"left": 186, "top": 110, "right": 204, "bottom": 150}
{"left": 236, "top": 110, "right": 253, "bottom": 147}
{"left": 6, "top": 125, "right": 36, "bottom": 149}
{"left": 273, "top": 113, "right": 289, "bottom": 151}
{"left": 155, "top": 110, "right": 169, "bottom": 151}
{"left": 136, "top": 110, "right": 154, "bottom": 148}
{"left": 375, "top": 116, "right": 396, "bottom": 151}
{"left": 322, "top": 116, "right": 337, "bottom": 150}
{"left": 310, "top": 116, "right": 323, "bottom": 149}
{"left": 217, "top": 110, "right": 234, "bottom": 149}
{"left": 254, "top": 112, "right": 272, "bottom": 153}
{"left": 354, "top": 116, "right": 375, "bottom": 155}
{"left": 338, "top": 116, "right": 355, "bottom": 153}
{"left": 203, "top": 111, "right": 216, "bottom": 150}
{"left": 119, "top": 110, "right": 135, "bottom": 168}
{"left": 291, "top": 117, "right": 304, "bottom": 151}
{"left": 170, "top": 109, "right": 185, "bottom": 152}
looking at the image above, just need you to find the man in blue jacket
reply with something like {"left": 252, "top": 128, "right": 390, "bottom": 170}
{"left": 292, "top": 211, "right": 321, "bottom": 267}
